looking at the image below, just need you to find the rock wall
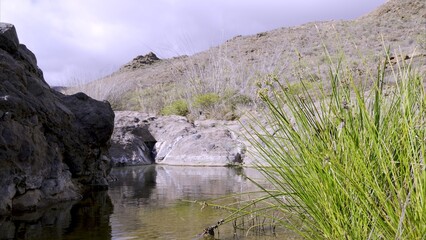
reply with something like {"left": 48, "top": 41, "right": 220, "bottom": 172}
{"left": 0, "top": 23, "right": 114, "bottom": 215}
{"left": 111, "top": 111, "right": 247, "bottom": 166}
{"left": 109, "top": 112, "right": 156, "bottom": 166}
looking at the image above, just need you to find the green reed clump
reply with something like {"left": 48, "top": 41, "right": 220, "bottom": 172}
{"left": 243, "top": 55, "right": 425, "bottom": 239}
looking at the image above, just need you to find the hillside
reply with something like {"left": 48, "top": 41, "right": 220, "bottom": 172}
{"left": 66, "top": 0, "right": 426, "bottom": 120}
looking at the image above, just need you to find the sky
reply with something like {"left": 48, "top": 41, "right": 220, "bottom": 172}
{"left": 2, "top": 0, "right": 386, "bottom": 86}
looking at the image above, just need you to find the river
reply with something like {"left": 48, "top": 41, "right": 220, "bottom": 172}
{"left": 0, "top": 165, "right": 299, "bottom": 240}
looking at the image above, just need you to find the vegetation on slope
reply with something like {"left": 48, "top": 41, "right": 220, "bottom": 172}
{"left": 63, "top": 0, "right": 426, "bottom": 121}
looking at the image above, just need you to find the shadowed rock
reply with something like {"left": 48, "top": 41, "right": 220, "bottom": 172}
{"left": 0, "top": 23, "right": 115, "bottom": 215}
{"left": 110, "top": 112, "right": 156, "bottom": 166}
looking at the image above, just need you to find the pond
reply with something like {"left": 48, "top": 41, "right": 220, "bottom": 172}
{"left": 0, "top": 165, "right": 299, "bottom": 240}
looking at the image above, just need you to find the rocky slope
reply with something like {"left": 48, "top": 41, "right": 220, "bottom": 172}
{"left": 100, "top": 0, "right": 426, "bottom": 167}
{"left": 68, "top": 0, "right": 425, "bottom": 117}
{"left": 0, "top": 23, "right": 114, "bottom": 214}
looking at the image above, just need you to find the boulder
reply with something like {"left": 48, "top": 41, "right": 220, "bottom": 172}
{"left": 147, "top": 114, "right": 196, "bottom": 162}
{"left": 151, "top": 117, "right": 245, "bottom": 166}
{"left": 0, "top": 23, "right": 114, "bottom": 215}
{"left": 121, "top": 52, "right": 161, "bottom": 70}
{"left": 110, "top": 111, "right": 246, "bottom": 166}
{"left": 0, "top": 23, "right": 19, "bottom": 53}
{"left": 109, "top": 112, "right": 156, "bottom": 166}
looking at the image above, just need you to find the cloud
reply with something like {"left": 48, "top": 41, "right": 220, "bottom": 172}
{"left": 2, "top": 0, "right": 386, "bottom": 86}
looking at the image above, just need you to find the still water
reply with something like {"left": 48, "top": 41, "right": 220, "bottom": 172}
{"left": 0, "top": 165, "right": 298, "bottom": 240}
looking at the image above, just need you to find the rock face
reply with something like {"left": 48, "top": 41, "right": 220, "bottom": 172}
{"left": 0, "top": 23, "right": 115, "bottom": 215}
{"left": 110, "top": 111, "right": 246, "bottom": 166}
{"left": 109, "top": 112, "right": 156, "bottom": 166}
{"left": 121, "top": 52, "right": 161, "bottom": 70}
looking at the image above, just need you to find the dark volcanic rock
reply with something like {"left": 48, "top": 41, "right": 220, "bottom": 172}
{"left": 121, "top": 52, "right": 161, "bottom": 70}
{"left": 0, "top": 23, "right": 115, "bottom": 215}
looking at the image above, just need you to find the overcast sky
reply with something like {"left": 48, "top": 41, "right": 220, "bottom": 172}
{"left": 2, "top": 0, "right": 386, "bottom": 86}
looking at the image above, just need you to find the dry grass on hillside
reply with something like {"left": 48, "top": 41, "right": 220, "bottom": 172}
{"left": 64, "top": 0, "right": 426, "bottom": 120}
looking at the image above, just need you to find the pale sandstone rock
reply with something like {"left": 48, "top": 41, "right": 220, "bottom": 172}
{"left": 111, "top": 111, "right": 248, "bottom": 166}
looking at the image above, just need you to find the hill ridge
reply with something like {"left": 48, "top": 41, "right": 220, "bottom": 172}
{"left": 67, "top": 0, "right": 426, "bottom": 119}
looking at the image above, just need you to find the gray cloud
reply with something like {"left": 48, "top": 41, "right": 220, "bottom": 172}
{"left": 2, "top": 0, "right": 386, "bottom": 86}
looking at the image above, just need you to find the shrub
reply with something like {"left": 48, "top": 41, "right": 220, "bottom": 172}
{"left": 224, "top": 91, "right": 253, "bottom": 107}
{"left": 160, "top": 99, "right": 189, "bottom": 116}
{"left": 193, "top": 93, "right": 220, "bottom": 109}
{"left": 285, "top": 80, "right": 318, "bottom": 95}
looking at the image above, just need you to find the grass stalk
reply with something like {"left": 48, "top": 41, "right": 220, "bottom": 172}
{"left": 217, "top": 53, "right": 425, "bottom": 239}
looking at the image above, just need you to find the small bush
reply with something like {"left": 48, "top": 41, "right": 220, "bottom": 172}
{"left": 225, "top": 92, "right": 253, "bottom": 107}
{"left": 160, "top": 99, "right": 189, "bottom": 116}
{"left": 193, "top": 93, "right": 220, "bottom": 108}
{"left": 285, "top": 80, "right": 317, "bottom": 95}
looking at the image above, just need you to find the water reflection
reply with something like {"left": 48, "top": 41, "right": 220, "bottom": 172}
{"left": 109, "top": 165, "right": 250, "bottom": 206}
{"left": 0, "top": 166, "right": 296, "bottom": 240}
{"left": 63, "top": 191, "right": 113, "bottom": 240}
{"left": 108, "top": 165, "right": 278, "bottom": 240}
{"left": 0, "top": 191, "right": 113, "bottom": 240}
